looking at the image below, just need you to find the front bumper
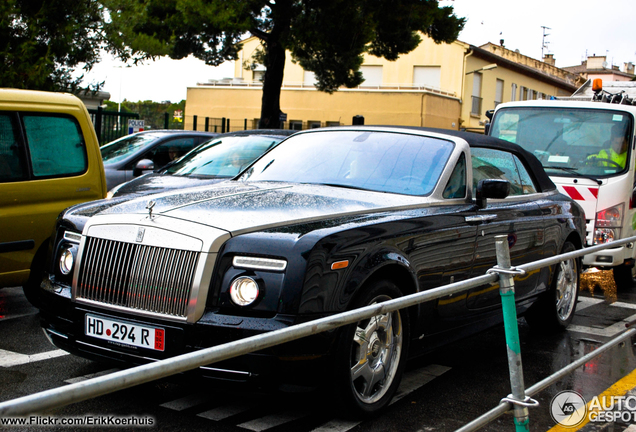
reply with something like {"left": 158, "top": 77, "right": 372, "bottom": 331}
{"left": 582, "top": 243, "right": 633, "bottom": 268}
{"left": 38, "top": 282, "right": 334, "bottom": 385}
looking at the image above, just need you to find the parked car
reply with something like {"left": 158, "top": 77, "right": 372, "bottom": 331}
{"left": 107, "top": 129, "right": 296, "bottom": 198}
{"left": 100, "top": 130, "right": 218, "bottom": 191}
{"left": 0, "top": 88, "right": 106, "bottom": 303}
{"left": 36, "top": 127, "right": 585, "bottom": 416}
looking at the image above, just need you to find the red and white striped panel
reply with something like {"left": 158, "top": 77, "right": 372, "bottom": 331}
{"left": 557, "top": 185, "right": 599, "bottom": 201}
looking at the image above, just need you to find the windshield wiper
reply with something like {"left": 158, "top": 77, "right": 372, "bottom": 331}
{"left": 312, "top": 182, "right": 373, "bottom": 192}
{"left": 543, "top": 166, "right": 602, "bottom": 185}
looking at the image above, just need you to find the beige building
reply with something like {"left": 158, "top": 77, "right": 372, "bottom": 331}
{"left": 185, "top": 36, "right": 579, "bottom": 133}
{"left": 563, "top": 54, "right": 636, "bottom": 83}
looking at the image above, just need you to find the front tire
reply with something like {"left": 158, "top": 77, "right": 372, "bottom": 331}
{"left": 332, "top": 279, "right": 409, "bottom": 417}
{"left": 525, "top": 241, "right": 579, "bottom": 331}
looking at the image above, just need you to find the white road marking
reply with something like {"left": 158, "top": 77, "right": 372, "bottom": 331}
{"left": 160, "top": 393, "right": 210, "bottom": 411}
{"left": 64, "top": 368, "right": 120, "bottom": 384}
{"left": 237, "top": 410, "right": 309, "bottom": 431}
{"left": 197, "top": 404, "right": 254, "bottom": 421}
{"left": 310, "top": 419, "right": 362, "bottom": 432}
{"left": 391, "top": 364, "right": 451, "bottom": 404}
{"left": 569, "top": 297, "right": 636, "bottom": 337}
{"left": 0, "top": 348, "right": 68, "bottom": 367}
{"left": 193, "top": 364, "right": 451, "bottom": 431}
{"left": 576, "top": 296, "right": 605, "bottom": 311}
{"left": 568, "top": 315, "right": 636, "bottom": 337}
{"left": 609, "top": 301, "right": 636, "bottom": 310}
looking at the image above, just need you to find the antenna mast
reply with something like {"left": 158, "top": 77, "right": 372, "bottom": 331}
{"left": 541, "top": 26, "right": 551, "bottom": 59}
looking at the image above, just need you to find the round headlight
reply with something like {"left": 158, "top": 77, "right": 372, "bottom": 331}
{"left": 229, "top": 276, "right": 259, "bottom": 306}
{"left": 59, "top": 247, "right": 75, "bottom": 275}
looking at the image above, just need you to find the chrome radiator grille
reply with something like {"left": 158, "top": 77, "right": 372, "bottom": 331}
{"left": 76, "top": 236, "right": 200, "bottom": 317}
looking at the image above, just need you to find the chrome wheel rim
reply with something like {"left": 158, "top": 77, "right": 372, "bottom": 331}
{"left": 555, "top": 257, "right": 578, "bottom": 321}
{"left": 350, "top": 295, "right": 403, "bottom": 404}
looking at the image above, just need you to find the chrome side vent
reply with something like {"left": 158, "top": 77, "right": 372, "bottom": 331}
{"left": 76, "top": 237, "right": 199, "bottom": 317}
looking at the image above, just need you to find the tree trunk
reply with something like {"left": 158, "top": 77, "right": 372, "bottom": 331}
{"left": 258, "top": 39, "right": 286, "bottom": 129}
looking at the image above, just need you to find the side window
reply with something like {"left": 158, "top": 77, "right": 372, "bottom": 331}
{"left": 471, "top": 148, "right": 537, "bottom": 196}
{"left": 443, "top": 153, "right": 466, "bottom": 198}
{"left": 513, "top": 155, "right": 537, "bottom": 194}
{"left": 145, "top": 138, "right": 197, "bottom": 169}
{"left": 0, "top": 114, "right": 27, "bottom": 181}
{"left": 23, "top": 115, "right": 87, "bottom": 177}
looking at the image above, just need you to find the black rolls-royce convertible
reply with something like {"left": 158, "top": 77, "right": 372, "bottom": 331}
{"left": 35, "top": 126, "right": 585, "bottom": 416}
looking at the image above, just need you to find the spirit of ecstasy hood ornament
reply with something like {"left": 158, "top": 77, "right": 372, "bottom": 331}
{"left": 146, "top": 200, "right": 156, "bottom": 219}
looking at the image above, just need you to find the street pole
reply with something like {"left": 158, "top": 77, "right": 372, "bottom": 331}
{"left": 493, "top": 235, "right": 537, "bottom": 432}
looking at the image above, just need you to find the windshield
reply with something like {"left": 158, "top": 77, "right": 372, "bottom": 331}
{"left": 238, "top": 130, "right": 454, "bottom": 196}
{"left": 100, "top": 133, "right": 161, "bottom": 163}
{"left": 165, "top": 135, "right": 284, "bottom": 177}
{"left": 491, "top": 107, "right": 633, "bottom": 177}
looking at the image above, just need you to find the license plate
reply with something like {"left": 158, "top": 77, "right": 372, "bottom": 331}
{"left": 85, "top": 314, "right": 165, "bottom": 351}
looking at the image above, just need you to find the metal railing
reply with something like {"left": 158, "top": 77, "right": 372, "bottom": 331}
{"left": 197, "top": 80, "right": 457, "bottom": 97}
{"left": 1, "top": 235, "right": 636, "bottom": 431}
{"left": 88, "top": 108, "right": 139, "bottom": 145}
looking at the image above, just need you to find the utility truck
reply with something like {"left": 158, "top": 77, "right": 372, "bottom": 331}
{"left": 488, "top": 79, "right": 636, "bottom": 286}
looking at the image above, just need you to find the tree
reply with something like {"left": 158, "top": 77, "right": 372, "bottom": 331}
{"left": 103, "top": 0, "right": 464, "bottom": 128}
{"left": 104, "top": 99, "right": 187, "bottom": 130}
{"left": 0, "top": 0, "right": 105, "bottom": 92}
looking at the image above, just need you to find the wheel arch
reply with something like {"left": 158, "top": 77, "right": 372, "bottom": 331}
{"left": 350, "top": 261, "right": 419, "bottom": 340}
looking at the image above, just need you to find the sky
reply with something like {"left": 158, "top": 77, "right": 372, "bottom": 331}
{"left": 83, "top": 0, "right": 636, "bottom": 104}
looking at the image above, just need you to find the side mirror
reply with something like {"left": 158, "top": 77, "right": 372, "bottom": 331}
{"left": 485, "top": 110, "right": 494, "bottom": 121}
{"left": 476, "top": 179, "right": 510, "bottom": 208}
{"left": 133, "top": 159, "right": 154, "bottom": 177}
{"left": 484, "top": 122, "right": 491, "bottom": 135}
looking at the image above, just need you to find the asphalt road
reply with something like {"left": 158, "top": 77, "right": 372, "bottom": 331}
{"left": 1, "top": 273, "right": 635, "bottom": 432}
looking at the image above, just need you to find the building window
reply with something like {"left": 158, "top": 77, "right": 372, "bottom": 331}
{"left": 303, "top": 71, "right": 317, "bottom": 87}
{"left": 359, "top": 65, "right": 383, "bottom": 87}
{"left": 289, "top": 120, "right": 303, "bottom": 130}
{"left": 471, "top": 72, "right": 482, "bottom": 116}
{"left": 519, "top": 86, "right": 527, "bottom": 101}
{"left": 511, "top": 83, "right": 517, "bottom": 101}
{"left": 326, "top": 121, "right": 341, "bottom": 127}
{"left": 308, "top": 121, "right": 321, "bottom": 128}
{"left": 413, "top": 66, "right": 441, "bottom": 89}
{"left": 253, "top": 70, "right": 265, "bottom": 82}
{"left": 495, "top": 79, "right": 504, "bottom": 108}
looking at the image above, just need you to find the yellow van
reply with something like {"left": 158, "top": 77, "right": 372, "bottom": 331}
{"left": 0, "top": 89, "right": 106, "bottom": 302}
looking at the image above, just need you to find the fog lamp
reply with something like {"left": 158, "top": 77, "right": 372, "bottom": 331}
{"left": 229, "top": 276, "right": 259, "bottom": 306}
{"left": 59, "top": 246, "right": 75, "bottom": 275}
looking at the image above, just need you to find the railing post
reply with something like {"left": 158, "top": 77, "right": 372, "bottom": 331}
{"left": 193, "top": 115, "right": 197, "bottom": 131}
{"left": 493, "top": 235, "right": 532, "bottom": 432}
{"left": 95, "top": 106, "right": 103, "bottom": 145}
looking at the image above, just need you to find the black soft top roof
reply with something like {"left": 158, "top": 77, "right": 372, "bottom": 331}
{"left": 417, "top": 127, "right": 557, "bottom": 193}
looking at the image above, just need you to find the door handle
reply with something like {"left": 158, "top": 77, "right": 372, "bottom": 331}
{"left": 465, "top": 214, "right": 497, "bottom": 224}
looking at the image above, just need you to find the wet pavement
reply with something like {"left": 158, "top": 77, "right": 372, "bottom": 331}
{"left": 0, "top": 270, "right": 635, "bottom": 431}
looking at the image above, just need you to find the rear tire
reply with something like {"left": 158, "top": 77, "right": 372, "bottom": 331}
{"left": 525, "top": 241, "right": 579, "bottom": 331}
{"left": 332, "top": 279, "right": 409, "bottom": 417}
{"left": 612, "top": 263, "right": 636, "bottom": 289}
